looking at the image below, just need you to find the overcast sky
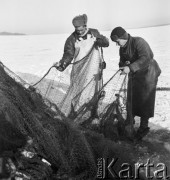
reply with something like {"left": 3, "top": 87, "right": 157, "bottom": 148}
{"left": 0, "top": 0, "right": 170, "bottom": 34}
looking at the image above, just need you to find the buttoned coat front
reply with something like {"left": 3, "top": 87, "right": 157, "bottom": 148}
{"left": 119, "top": 35, "right": 161, "bottom": 118}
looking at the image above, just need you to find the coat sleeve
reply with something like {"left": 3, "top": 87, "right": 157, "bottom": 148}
{"left": 59, "top": 35, "right": 75, "bottom": 69}
{"left": 129, "top": 38, "right": 153, "bottom": 73}
{"left": 91, "top": 29, "right": 109, "bottom": 47}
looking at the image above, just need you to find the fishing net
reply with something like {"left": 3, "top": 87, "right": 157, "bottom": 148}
{"left": 34, "top": 62, "right": 128, "bottom": 126}
{"left": 0, "top": 61, "right": 146, "bottom": 180}
{"left": 0, "top": 62, "right": 97, "bottom": 179}
{"left": 34, "top": 37, "right": 106, "bottom": 120}
{"left": 33, "top": 46, "right": 129, "bottom": 130}
{"left": 2, "top": 61, "right": 169, "bottom": 179}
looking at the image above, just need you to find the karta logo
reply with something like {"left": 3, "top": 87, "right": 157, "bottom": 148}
{"left": 96, "top": 158, "right": 170, "bottom": 179}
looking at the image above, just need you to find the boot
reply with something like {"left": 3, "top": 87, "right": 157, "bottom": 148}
{"left": 140, "top": 117, "right": 149, "bottom": 129}
{"left": 135, "top": 117, "right": 150, "bottom": 141}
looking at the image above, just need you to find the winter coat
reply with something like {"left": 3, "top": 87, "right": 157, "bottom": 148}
{"left": 59, "top": 28, "right": 109, "bottom": 68}
{"left": 119, "top": 34, "right": 161, "bottom": 118}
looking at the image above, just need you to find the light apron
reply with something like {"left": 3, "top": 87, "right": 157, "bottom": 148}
{"left": 59, "top": 34, "right": 103, "bottom": 117}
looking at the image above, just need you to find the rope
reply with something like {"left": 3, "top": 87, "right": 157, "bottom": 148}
{"left": 32, "top": 44, "right": 96, "bottom": 87}
{"left": 101, "top": 70, "right": 121, "bottom": 91}
{"left": 156, "top": 87, "right": 170, "bottom": 91}
{"left": 114, "top": 87, "right": 170, "bottom": 92}
{"left": 100, "top": 47, "right": 104, "bottom": 87}
{"left": 32, "top": 66, "right": 55, "bottom": 86}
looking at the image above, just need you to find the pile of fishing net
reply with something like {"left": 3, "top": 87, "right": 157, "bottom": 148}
{"left": 0, "top": 62, "right": 96, "bottom": 179}
{"left": 2, "top": 62, "right": 169, "bottom": 179}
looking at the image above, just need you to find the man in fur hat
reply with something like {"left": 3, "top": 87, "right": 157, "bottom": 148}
{"left": 110, "top": 26, "right": 161, "bottom": 140}
{"left": 54, "top": 14, "right": 109, "bottom": 118}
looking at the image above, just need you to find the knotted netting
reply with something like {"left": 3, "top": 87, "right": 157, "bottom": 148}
{"left": 72, "top": 70, "right": 128, "bottom": 127}
{"left": 33, "top": 57, "right": 128, "bottom": 126}
{"left": 3, "top": 59, "right": 168, "bottom": 179}
{"left": 32, "top": 37, "right": 128, "bottom": 126}
{"left": 0, "top": 62, "right": 98, "bottom": 179}
{"left": 34, "top": 41, "right": 106, "bottom": 121}
{"left": 0, "top": 61, "right": 143, "bottom": 180}
{"left": 31, "top": 57, "right": 129, "bottom": 145}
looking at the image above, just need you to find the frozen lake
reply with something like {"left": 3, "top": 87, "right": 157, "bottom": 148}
{"left": 0, "top": 25, "right": 169, "bottom": 129}
{"left": 0, "top": 25, "right": 169, "bottom": 87}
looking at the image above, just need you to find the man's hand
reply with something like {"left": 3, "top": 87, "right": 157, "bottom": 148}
{"left": 119, "top": 66, "right": 130, "bottom": 74}
{"left": 99, "top": 61, "right": 106, "bottom": 69}
{"left": 53, "top": 62, "right": 65, "bottom": 72}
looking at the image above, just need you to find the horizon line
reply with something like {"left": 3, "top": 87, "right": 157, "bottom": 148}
{"left": 1, "top": 23, "right": 170, "bottom": 36}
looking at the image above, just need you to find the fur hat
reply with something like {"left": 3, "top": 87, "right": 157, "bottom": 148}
{"left": 72, "top": 14, "right": 88, "bottom": 27}
{"left": 110, "top": 27, "right": 128, "bottom": 42}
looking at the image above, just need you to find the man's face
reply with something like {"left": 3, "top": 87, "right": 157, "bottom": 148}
{"left": 115, "top": 39, "right": 127, "bottom": 47}
{"left": 75, "top": 25, "right": 86, "bottom": 36}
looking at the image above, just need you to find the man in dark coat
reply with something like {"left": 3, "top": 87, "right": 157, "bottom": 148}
{"left": 110, "top": 27, "right": 161, "bottom": 140}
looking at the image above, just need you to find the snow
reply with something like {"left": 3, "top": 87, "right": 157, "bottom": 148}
{"left": 0, "top": 25, "right": 169, "bottom": 131}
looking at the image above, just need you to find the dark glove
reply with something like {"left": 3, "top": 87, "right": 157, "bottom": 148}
{"left": 99, "top": 61, "right": 106, "bottom": 69}
{"left": 53, "top": 61, "right": 66, "bottom": 72}
{"left": 102, "top": 61, "right": 106, "bottom": 69}
{"left": 95, "top": 34, "right": 109, "bottom": 47}
{"left": 125, "top": 61, "right": 130, "bottom": 65}
{"left": 94, "top": 38, "right": 103, "bottom": 47}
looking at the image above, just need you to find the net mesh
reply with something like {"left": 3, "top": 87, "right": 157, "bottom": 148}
{"left": 33, "top": 46, "right": 128, "bottom": 126}
{"left": 0, "top": 62, "right": 97, "bottom": 179}
{"left": 35, "top": 66, "right": 128, "bottom": 124}
{"left": 2, "top": 61, "right": 168, "bottom": 180}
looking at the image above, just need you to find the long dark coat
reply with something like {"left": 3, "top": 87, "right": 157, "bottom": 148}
{"left": 119, "top": 35, "right": 161, "bottom": 118}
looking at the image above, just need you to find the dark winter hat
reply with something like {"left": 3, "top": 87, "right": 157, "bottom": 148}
{"left": 72, "top": 14, "right": 88, "bottom": 27}
{"left": 110, "top": 26, "right": 128, "bottom": 42}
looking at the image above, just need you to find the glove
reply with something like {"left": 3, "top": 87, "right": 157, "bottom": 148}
{"left": 53, "top": 61, "right": 66, "bottom": 72}
{"left": 125, "top": 61, "right": 130, "bottom": 65}
{"left": 99, "top": 61, "right": 106, "bottom": 69}
{"left": 102, "top": 61, "right": 106, "bottom": 69}
{"left": 95, "top": 35, "right": 108, "bottom": 47}
{"left": 94, "top": 38, "right": 103, "bottom": 47}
